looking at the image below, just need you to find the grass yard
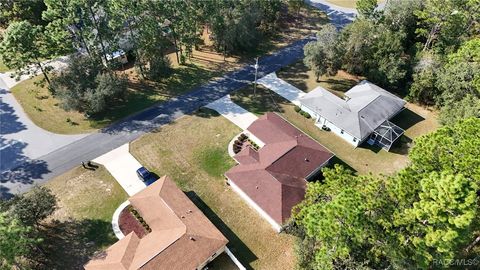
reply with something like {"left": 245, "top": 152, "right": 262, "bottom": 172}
{"left": 325, "top": 0, "right": 385, "bottom": 9}
{"left": 231, "top": 85, "right": 438, "bottom": 175}
{"left": 130, "top": 110, "right": 296, "bottom": 270}
{"left": 277, "top": 60, "right": 363, "bottom": 97}
{"left": 42, "top": 166, "right": 129, "bottom": 269}
{"left": 10, "top": 64, "right": 220, "bottom": 134}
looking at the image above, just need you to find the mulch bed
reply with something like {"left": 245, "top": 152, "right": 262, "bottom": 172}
{"left": 118, "top": 207, "right": 148, "bottom": 239}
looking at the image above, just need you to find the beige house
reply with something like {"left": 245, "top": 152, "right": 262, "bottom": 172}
{"left": 84, "top": 176, "right": 228, "bottom": 270}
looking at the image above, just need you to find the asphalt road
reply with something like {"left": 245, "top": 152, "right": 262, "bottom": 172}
{"left": 0, "top": 37, "right": 315, "bottom": 198}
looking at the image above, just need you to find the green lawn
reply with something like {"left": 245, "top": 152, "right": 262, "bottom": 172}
{"left": 130, "top": 110, "right": 296, "bottom": 270}
{"left": 231, "top": 85, "right": 438, "bottom": 175}
{"left": 42, "top": 166, "right": 129, "bottom": 269}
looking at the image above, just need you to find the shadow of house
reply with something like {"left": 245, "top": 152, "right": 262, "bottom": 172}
{"left": 185, "top": 191, "right": 257, "bottom": 270}
{"left": 390, "top": 108, "right": 425, "bottom": 131}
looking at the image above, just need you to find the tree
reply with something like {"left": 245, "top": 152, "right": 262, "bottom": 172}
{"left": 407, "top": 117, "right": 480, "bottom": 182}
{"left": 414, "top": 0, "right": 479, "bottom": 53}
{"left": 436, "top": 38, "right": 480, "bottom": 107}
{"left": 303, "top": 24, "right": 340, "bottom": 81}
{"left": 383, "top": 0, "right": 422, "bottom": 46}
{"left": 439, "top": 94, "right": 480, "bottom": 126}
{"left": 0, "top": 21, "right": 53, "bottom": 84}
{"left": 391, "top": 172, "right": 478, "bottom": 268}
{"left": 8, "top": 186, "right": 57, "bottom": 228}
{"left": 291, "top": 165, "right": 392, "bottom": 269}
{"left": 407, "top": 53, "right": 441, "bottom": 105}
{"left": 356, "top": 0, "right": 378, "bottom": 20}
{"left": 0, "top": 0, "right": 47, "bottom": 27}
{"left": 339, "top": 20, "right": 407, "bottom": 88}
{"left": 53, "top": 55, "right": 127, "bottom": 115}
{"left": 0, "top": 213, "right": 39, "bottom": 269}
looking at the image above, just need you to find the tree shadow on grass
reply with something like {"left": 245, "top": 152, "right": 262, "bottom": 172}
{"left": 277, "top": 61, "right": 310, "bottom": 91}
{"left": 40, "top": 218, "right": 116, "bottom": 270}
{"left": 185, "top": 191, "right": 257, "bottom": 270}
{"left": 195, "top": 107, "right": 221, "bottom": 118}
{"left": 321, "top": 77, "right": 358, "bottom": 93}
{"left": 231, "top": 86, "right": 287, "bottom": 116}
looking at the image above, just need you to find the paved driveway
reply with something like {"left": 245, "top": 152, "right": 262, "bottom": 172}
{"left": 257, "top": 72, "right": 306, "bottom": 106}
{"left": 205, "top": 95, "right": 258, "bottom": 130}
{"left": 93, "top": 143, "right": 146, "bottom": 196}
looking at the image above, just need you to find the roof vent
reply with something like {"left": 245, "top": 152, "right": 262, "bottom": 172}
{"left": 181, "top": 215, "right": 185, "bottom": 219}
{"left": 305, "top": 158, "right": 310, "bottom": 162}
{"left": 255, "top": 186, "right": 259, "bottom": 189}
{"left": 190, "top": 236, "right": 196, "bottom": 241}
{"left": 187, "top": 209, "right": 192, "bottom": 214}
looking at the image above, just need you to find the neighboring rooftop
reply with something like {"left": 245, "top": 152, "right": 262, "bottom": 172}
{"left": 226, "top": 113, "right": 334, "bottom": 224}
{"left": 84, "top": 176, "right": 228, "bottom": 270}
{"left": 299, "top": 80, "right": 406, "bottom": 140}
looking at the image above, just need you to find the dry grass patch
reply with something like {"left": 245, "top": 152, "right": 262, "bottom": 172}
{"left": 130, "top": 111, "right": 296, "bottom": 270}
{"left": 10, "top": 76, "right": 97, "bottom": 134}
{"left": 231, "top": 85, "right": 439, "bottom": 175}
{"left": 41, "top": 166, "right": 128, "bottom": 269}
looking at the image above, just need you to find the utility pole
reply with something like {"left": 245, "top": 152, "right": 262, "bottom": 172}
{"left": 254, "top": 57, "right": 259, "bottom": 97}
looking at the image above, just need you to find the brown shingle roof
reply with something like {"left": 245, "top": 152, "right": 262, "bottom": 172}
{"left": 85, "top": 176, "right": 228, "bottom": 270}
{"left": 225, "top": 113, "right": 334, "bottom": 224}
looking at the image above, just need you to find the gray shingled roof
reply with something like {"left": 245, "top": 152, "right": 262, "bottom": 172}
{"left": 299, "top": 81, "right": 406, "bottom": 140}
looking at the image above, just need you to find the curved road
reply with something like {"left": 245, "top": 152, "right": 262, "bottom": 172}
{"left": 0, "top": 3, "right": 355, "bottom": 199}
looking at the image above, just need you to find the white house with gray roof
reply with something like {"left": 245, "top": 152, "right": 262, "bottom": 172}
{"left": 299, "top": 81, "right": 406, "bottom": 150}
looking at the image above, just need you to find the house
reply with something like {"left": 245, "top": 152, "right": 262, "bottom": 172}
{"left": 299, "top": 80, "right": 406, "bottom": 150}
{"left": 84, "top": 176, "right": 228, "bottom": 270}
{"left": 225, "top": 113, "right": 334, "bottom": 232}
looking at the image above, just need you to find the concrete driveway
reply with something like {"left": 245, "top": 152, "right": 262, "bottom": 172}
{"left": 205, "top": 95, "right": 258, "bottom": 130}
{"left": 0, "top": 77, "right": 87, "bottom": 175}
{"left": 93, "top": 143, "right": 146, "bottom": 196}
{"left": 257, "top": 72, "right": 306, "bottom": 105}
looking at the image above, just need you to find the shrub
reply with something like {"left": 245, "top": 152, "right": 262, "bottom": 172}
{"left": 294, "top": 105, "right": 301, "bottom": 112}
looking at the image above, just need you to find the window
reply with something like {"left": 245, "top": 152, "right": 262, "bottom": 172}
{"left": 340, "top": 130, "right": 344, "bottom": 134}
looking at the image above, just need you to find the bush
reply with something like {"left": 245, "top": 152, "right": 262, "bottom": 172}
{"left": 294, "top": 105, "right": 301, "bottom": 112}
{"left": 299, "top": 110, "right": 311, "bottom": 119}
{"left": 53, "top": 56, "right": 127, "bottom": 115}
